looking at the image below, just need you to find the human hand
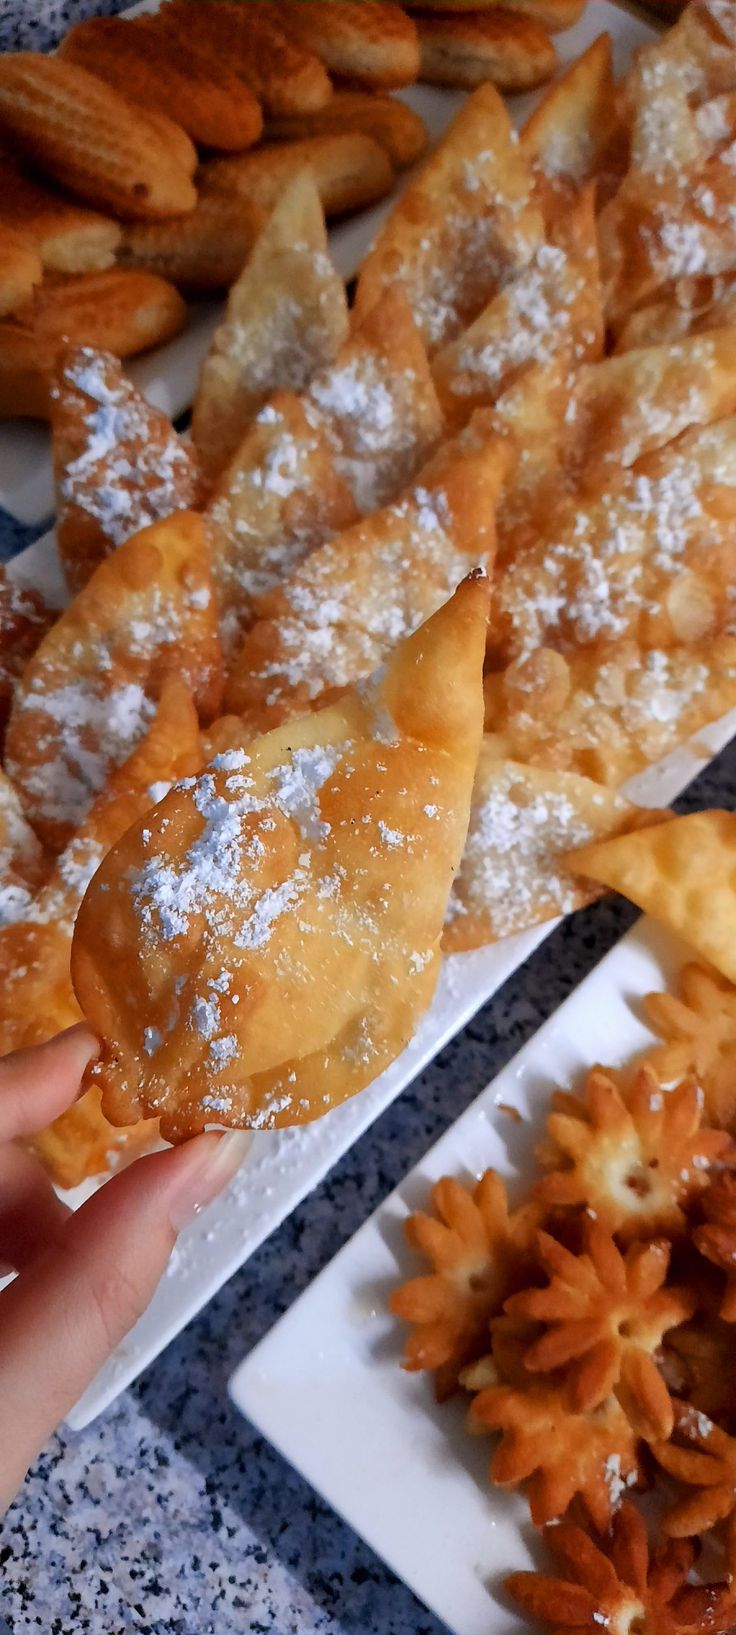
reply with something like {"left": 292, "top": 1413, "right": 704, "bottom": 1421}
{"left": 0, "top": 1026, "right": 250, "bottom": 1512}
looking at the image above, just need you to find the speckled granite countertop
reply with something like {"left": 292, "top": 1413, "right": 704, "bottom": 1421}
{"left": 1, "top": 5, "right": 734, "bottom": 1633}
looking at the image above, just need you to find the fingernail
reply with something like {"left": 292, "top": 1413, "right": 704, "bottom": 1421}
{"left": 168, "top": 1131, "right": 253, "bottom": 1232}
{"left": 55, "top": 1023, "right": 100, "bottom": 1071}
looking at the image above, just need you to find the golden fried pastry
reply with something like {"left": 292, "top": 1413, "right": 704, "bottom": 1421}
{"left": 694, "top": 1173, "right": 736, "bottom": 1323}
{"left": 443, "top": 750, "right": 643, "bottom": 953}
{"left": 432, "top": 186, "right": 602, "bottom": 432}
{"left": 0, "top": 568, "right": 53, "bottom": 745}
{"left": 354, "top": 84, "right": 544, "bottom": 353}
{"left": 506, "top": 1505, "right": 735, "bottom": 1635}
{"left": 303, "top": 287, "right": 443, "bottom": 513}
{"left": 662, "top": 1317, "right": 736, "bottom": 1427}
{"left": 571, "top": 811, "right": 736, "bottom": 986}
{"left": 71, "top": 575, "right": 489, "bottom": 1141}
{"left": 0, "top": 224, "right": 41, "bottom": 317}
{"left": 224, "top": 415, "right": 508, "bottom": 728}
{"left": 484, "top": 636, "right": 736, "bottom": 788}
{"left": 5, "top": 512, "right": 221, "bottom": 851}
{"left": 616, "top": 274, "right": 736, "bottom": 350}
{"left": 118, "top": 194, "right": 266, "bottom": 293}
{"left": 205, "top": 391, "right": 358, "bottom": 657}
{"left": 645, "top": 964, "right": 736, "bottom": 1132}
{"left": 652, "top": 1400, "right": 736, "bottom": 1578}
{"left": 535, "top": 1063, "right": 730, "bottom": 1241}
{"left": 521, "top": 34, "right": 621, "bottom": 217}
{"left": 269, "top": 1, "right": 420, "bottom": 90}
{"left": 192, "top": 171, "right": 349, "bottom": 480}
{"left": 59, "top": 17, "right": 262, "bottom": 153}
{"left": 264, "top": 90, "right": 428, "bottom": 170}
{"left": 51, "top": 345, "right": 203, "bottom": 595}
{"left": 633, "top": 0, "right": 736, "bottom": 106}
{"left": 0, "top": 157, "right": 120, "bottom": 273}
{"left": 0, "top": 53, "right": 197, "bottom": 220}
{"left": 137, "top": 109, "right": 197, "bottom": 183}
{"left": 404, "top": 0, "right": 584, "bottom": 30}
{"left": 491, "top": 418, "right": 736, "bottom": 664}
{"left": 153, "top": 0, "right": 332, "bottom": 117}
{"left": 0, "top": 768, "right": 46, "bottom": 927}
{"left": 416, "top": 8, "right": 556, "bottom": 93}
{"left": 201, "top": 132, "right": 394, "bottom": 221}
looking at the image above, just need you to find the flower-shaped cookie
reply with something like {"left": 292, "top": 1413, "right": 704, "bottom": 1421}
{"left": 693, "top": 1174, "right": 736, "bottom": 1322}
{"left": 653, "top": 1400, "right": 736, "bottom": 1577}
{"left": 645, "top": 964, "right": 736, "bottom": 1133}
{"left": 662, "top": 1319, "right": 736, "bottom": 1428}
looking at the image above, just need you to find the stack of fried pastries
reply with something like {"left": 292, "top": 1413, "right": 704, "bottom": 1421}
{"left": 391, "top": 810, "right": 736, "bottom": 1635}
{"left": 4, "top": 3, "right": 736, "bottom": 1184}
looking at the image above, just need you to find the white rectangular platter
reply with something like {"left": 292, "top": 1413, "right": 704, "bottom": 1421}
{"left": 230, "top": 915, "right": 691, "bottom": 1635}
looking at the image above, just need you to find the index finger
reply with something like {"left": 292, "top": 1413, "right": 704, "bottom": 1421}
{"left": 0, "top": 1027, "right": 99, "bottom": 1144}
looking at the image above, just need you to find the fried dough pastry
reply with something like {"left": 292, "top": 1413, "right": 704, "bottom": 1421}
{"left": 0, "top": 53, "right": 196, "bottom": 221}
{"left": 571, "top": 812, "right": 736, "bottom": 986}
{"left": 117, "top": 194, "right": 266, "bottom": 293}
{"left": 5, "top": 512, "right": 221, "bottom": 851}
{"left": 51, "top": 345, "right": 202, "bottom": 595}
{"left": 645, "top": 965, "right": 736, "bottom": 1133}
{"left": 491, "top": 419, "right": 736, "bottom": 665}
{"left": 59, "top": 17, "right": 262, "bottom": 153}
{"left": 652, "top": 1399, "right": 736, "bottom": 1577}
{"left": 269, "top": 1, "right": 420, "bottom": 90}
{"left": 152, "top": 0, "right": 332, "bottom": 118}
{"left": 0, "top": 269, "right": 187, "bottom": 420}
{"left": 616, "top": 274, "right": 736, "bottom": 350}
{"left": 404, "top": 0, "right": 584, "bottom": 27}
{"left": 483, "top": 637, "right": 736, "bottom": 788}
{"left": 224, "top": 416, "right": 508, "bottom": 728}
{"left": 0, "top": 157, "right": 120, "bottom": 274}
{"left": 416, "top": 8, "right": 556, "bottom": 93}
{"left": 205, "top": 392, "right": 358, "bottom": 657}
{"left": 442, "top": 750, "right": 643, "bottom": 953}
{"left": 390, "top": 1170, "right": 542, "bottom": 1399}
{"left": 0, "top": 568, "right": 53, "bottom": 745}
{"left": 354, "top": 83, "right": 544, "bottom": 353}
{"left": 693, "top": 1174, "right": 736, "bottom": 1323}
{"left": 506, "top": 1503, "right": 736, "bottom": 1635}
{"left": 264, "top": 91, "right": 428, "bottom": 170}
{"left": 303, "top": 287, "right": 443, "bottom": 514}
{"left": 507, "top": 1223, "right": 692, "bottom": 1439}
{"left": 663, "top": 1317, "right": 736, "bottom": 1426}
{"left": 632, "top": 0, "right": 736, "bottom": 106}
{"left": 432, "top": 186, "right": 602, "bottom": 432}
{"left": 71, "top": 575, "right": 489, "bottom": 1141}
{"left": 0, "top": 768, "right": 46, "bottom": 927}
{"left": 0, "top": 225, "right": 40, "bottom": 317}
{"left": 535, "top": 1064, "right": 731, "bottom": 1242}
{"left": 201, "top": 132, "right": 394, "bottom": 221}
{"left": 521, "top": 34, "right": 618, "bottom": 211}
{"left": 191, "top": 171, "right": 349, "bottom": 481}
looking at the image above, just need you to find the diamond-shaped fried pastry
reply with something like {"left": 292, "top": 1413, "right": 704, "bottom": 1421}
{"left": 206, "top": 392, "right": 357, "bottom": 660}
{"left": 443, "top": 747, "right": 643, "bottom": 953}
{"left": 693, "top": 1174, "right": 736, "bottom": 1323}
{"left": 151, "top": 0, "right": 332, "bottom": 118}
{"left": 645, "top": 965, "right": 736, "bottom": 1133}
{"left": 484, "top": 637, "right": 736, "bottom": 788}
{"left": 224, "top": 415, "right": 508, "bottom": 729}
{"left": 507, "top": 1223, "right": 693, "bottom": 1439}
{"left": 354, "top": 83, "right": 545, "bottom": 354}
{"left": 263, "top": 90, "right": 428, "bottom": 170}
{"left": 5, "top": 512, "right": 221, "bottom": 851}
{"left": 535, "top": 1065, "right": 731, "bottom": 1242}
{"left": 652, "top": 1399, "right": 736, "bottom": 1577}
{"left": 0, "top": 768, "right": 45, "bottom": 928}
{"left": 631, "top": 0, "right": 736, "bottom": 106}
{"left": 389, "top": 1170, "right": 542, "bottom": 1399}
{"left": 51, "top": 345, "right": 202, "bottom": 595}
{"left": 616, "top": 274, "right": 736, "bottom": 350}
{"left": 71, "top": 575, "right": 489, "bottom": 1142}
{"left": 521, "top": 34, "right": 621, "bottom": 218}
{"left": 571, "top": 812, "right": 736, "bottom": 986}
{"left": 0, "top": 567, "right": 54, "bottom": 746}
{"left": 506, "top": 1503, "right": 736, "bottom": 1635}
{"left": 191, "top": 171, "right": 349, "bottom": 481}
{"left": 432, "top": 185, "right": 602, "bottom": 432}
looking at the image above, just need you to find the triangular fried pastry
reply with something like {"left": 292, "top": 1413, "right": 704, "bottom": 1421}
{"left": 205, "top": 392, "right": 358, "bottom": 660}
{"left": 520, "top": 35, "right": 620, "bottom": 217}
{"left": 484, "top": 635, "right": 736, "bottom": 787}
{"left": 442, "top": 746, "right": 644, "bottom": 952}
{"left": 71, "top": 575, "right": 489, "bottom": 1141}
{"left": 0, "top": 566, "right": 54, "bottom": 747}
{"left": 631, "top": 0, "right": 736, "bottom": 106}
{"left": 570, "top": 811, "right": 736, "bottom": 985}
{"left": 353, "top": 83, "right": 544, "bottom": 354}
{"left": 616, "top": 272, "right": 736, "bottom": 350}
{"left": 224, "top": 413, "right": 509, "bottom": 729}
{"left": 0, "top": 767, "right": 46, "bottom": 927}
{"left": 490, "top": 357, "right": 573, "bottom": 568}
{"left": 5, "top": 512, "right": 221, "bottom": 851}
{"left": 51, "top": 344, "right": 203, "bottom": 595}
{"left": 191, "top": 171, "right": 349, "bottom": 481}
{"left": 432, "top": 186, "right": 602, "bottom": 432}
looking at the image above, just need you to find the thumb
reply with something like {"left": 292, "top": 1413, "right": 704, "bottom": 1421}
{"left": 0, "top": 1131, "right": 250, "bottom": 1510}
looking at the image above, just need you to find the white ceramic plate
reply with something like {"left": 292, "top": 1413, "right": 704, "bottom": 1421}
{"left": 0, "top": 0, "right": 656, "bottom": 525}
{"left": 229, "top": 916, "right": 691, "bottom": 1635}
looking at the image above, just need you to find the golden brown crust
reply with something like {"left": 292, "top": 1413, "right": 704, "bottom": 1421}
{"left": 0, "top": 157, "right": 120, "bottom": 274}
{"left": 0, "top": 52, "right": 197, "bottom": 220}
{"left": 118, "top": 194, "right": 266, "bottom": 293}
{"left": 264, "top": 90, "right": 428, "bottom": 169}
{"left": 403, "top": 0, "right": 584, "bottom": 30}
{"left": 152, "top": 0, "right": 332, "bottom": 118}
{"left": 201, "top": 131, "right": 395, "bottom": 220}
{"left": 59, "top": 16, "right": 263, "bottom": 153}
{"left": 0, "top": 224, "right": 41, "bottom": 317}
{"left": 416, "top": 9, "right": 556, "bottom": 93}
{"left": 269, "top": 0, "right": 420, "bottom": 90}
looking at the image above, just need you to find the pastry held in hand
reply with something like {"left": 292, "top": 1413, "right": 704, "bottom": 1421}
{"left": 71, "top": 575, "right": 489, "bottom": 1142}
{"left": 570, "top": 810, "right": 736, "bottom": 986}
